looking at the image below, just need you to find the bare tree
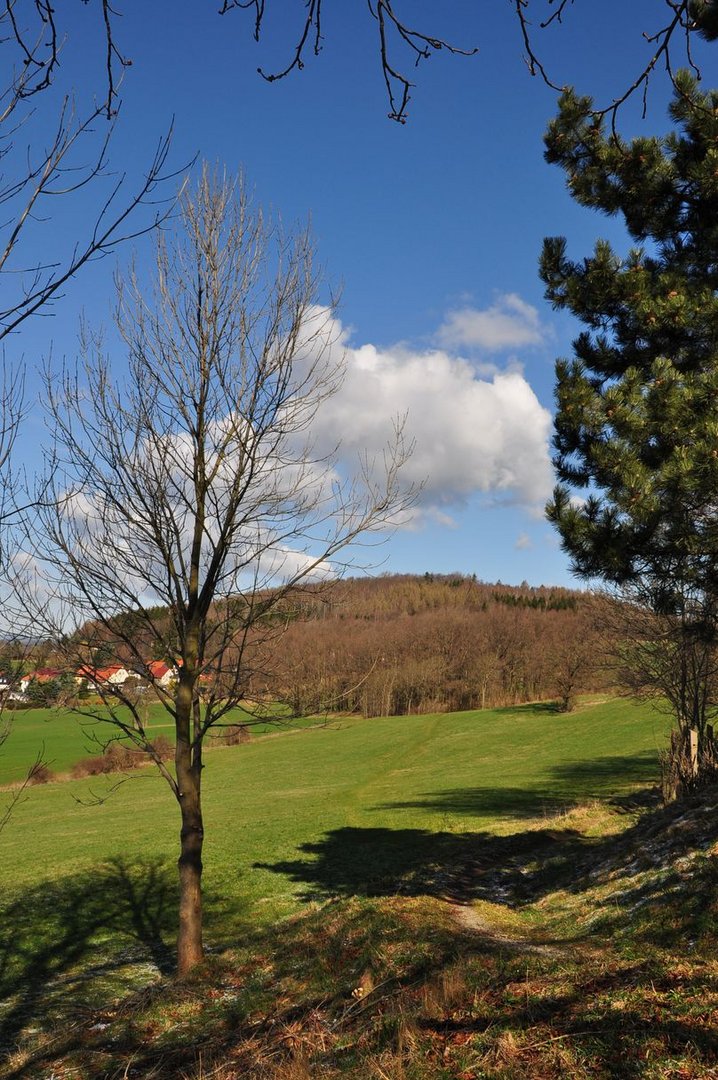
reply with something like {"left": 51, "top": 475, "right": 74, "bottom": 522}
{"left": 546, "top": 606, "right": 600, "bottom": 713}
{"left": 18, "top": 168, "right": 412, "bottom": 976}
{"left": 9, "top": 2, "right": 718, "bottom": 126}
{"left": 608, "top": 598, "right": 718, "bottom": 737}
{"left": 223, "top": 0, "right": 715, "bottom": 124}
{"left": 0, "top": 2, "right": 180, "bottom": 344}
{"left": 597, "top": 586, "right": 718, "bottom": 795}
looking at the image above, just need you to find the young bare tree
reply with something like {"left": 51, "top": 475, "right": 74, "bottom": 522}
{"left": 19, "top": 168, "right": 412, "bottom": 976}
{"left": 598, "top": 587, "right": 718, "bottom": 795}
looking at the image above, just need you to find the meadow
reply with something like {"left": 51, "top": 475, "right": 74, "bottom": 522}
{"left": 0, "top": 703, "right": 317, "bottom": 786}
{"left": 4, "top": 696, "right": 718, "bottom": 1079}
{"left": 1, "top": 697, "right": 668, "bottom": 900}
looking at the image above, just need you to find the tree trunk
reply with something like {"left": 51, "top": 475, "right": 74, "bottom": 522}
{"left": 175, "top": 666, "right": 204, "bottom": 978}
{"left": 176, "top": 759, "right": 204, "bottom": 977}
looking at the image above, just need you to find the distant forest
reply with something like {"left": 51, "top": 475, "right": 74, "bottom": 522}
{"left": 267, "top": 574, "right": 608, "bottom": 716}
{"left": 21, "top": 575, "right": 610, "bottom": 717}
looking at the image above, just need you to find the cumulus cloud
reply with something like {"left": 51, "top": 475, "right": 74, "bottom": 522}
{"left": 436, "top": 293, "right": 550, "bottom": 352}
{"left": 307, "top": 311, "right": 554, "bottom": 520}
{"left": 515, "top": 532, "right": 533, "bottom": 551}
{"left": 48, "top": 304, "right": 555, "bottom": 603}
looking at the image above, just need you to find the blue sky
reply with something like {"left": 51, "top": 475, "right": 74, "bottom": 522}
{"left": 8, "top": 2, "right": 718, "bottom": 587}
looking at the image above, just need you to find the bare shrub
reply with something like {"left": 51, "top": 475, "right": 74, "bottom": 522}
{"left": 218, "top": 724, "right": 251, "bottom": 746}
{"left": 71, "top": 755, "right": 106, "bottom": 779}
{"left": 149, "top": 735, "right": 174, "bottom": 760}
{"left": 27, "top": 762, "right": 54, "bottom": 785}
{"left": 103, "top": 743, "right": 140, "bottom": 771}
{"left": 72, "top": 741, "right": 145, "bottom": 778}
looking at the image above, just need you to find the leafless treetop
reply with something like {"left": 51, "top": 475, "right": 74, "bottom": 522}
{"left": 7, "top": 2, "right": 715, "bottom": 125}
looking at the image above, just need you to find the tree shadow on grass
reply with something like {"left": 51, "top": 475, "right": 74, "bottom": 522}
{"left": 377, "top": 786, "right": 577, "bottom": 819}
{"left": 547, "top": 751, "right": 661, "bottom": 803}
{"left": 251, "top": 820, "right": 718, "bottom": 1075}
{"left": 491, "top": 700, "right": 564, "bottom": 717}
{"left": 256, "top": 780, "right": 718, "bottom": 953}
{"left": 254, "top": 824, "right": 590, "bottom": 908}
{"left": 373, "top": 752, "right": 659, "bottom": 822}
{"left": 0, "top": 858, "right": 179, "bottom": 1056}
{"left": 253, "top": 754, "right": 663, "bottom": 912}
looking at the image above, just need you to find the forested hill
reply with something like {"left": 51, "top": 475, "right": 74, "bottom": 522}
{"left": 270, "top": 574, "right": 607, "bottom": 717}
{"left": 35, "top": 575, "right": 607, "bottom": 719}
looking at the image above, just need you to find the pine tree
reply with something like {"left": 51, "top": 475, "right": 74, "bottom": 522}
{"left": 543, "top": 72, "right": 718, "bottom": 618}
{"left": 542, "top": 74, "right": 718, "bottom": 777}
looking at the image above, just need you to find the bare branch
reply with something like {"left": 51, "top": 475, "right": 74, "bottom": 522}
{"left": 4, "top": 2, "right": 716, "bottom": 129}
{"left": 515, "top": 0, "right": 706, "bottom": 128}
{"left": 222, "top": 0, "right": 476, "bottom": 123}
{"left": 220, "top": 0, "right": 718, "bottom": 123}
{"left": 0, "top": 108, "right": 180, "bottom": 341}
{"left": 2, "top": 0, "right": 125, "bottom": 117}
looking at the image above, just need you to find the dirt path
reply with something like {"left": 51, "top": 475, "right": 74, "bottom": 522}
{"left": 447, "top": 900, "right": 564, "bottom": 956}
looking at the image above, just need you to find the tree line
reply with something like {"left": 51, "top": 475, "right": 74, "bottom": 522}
{"left": 14, "top": 574, "right": 605, "bottom": 719}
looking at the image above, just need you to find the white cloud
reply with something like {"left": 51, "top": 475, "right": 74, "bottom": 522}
{"left": 307, "top": 311, "right": 554, "bottom": 520}
{"left": 255, "top": 545, "right": 336, "bottom": 583}
{"left": 42, "top": 304, "right": 555, "bottom": 613}
{"left": 515, "top": 532, "right": 533, "bottom": 550}
{"left": 436, "top": 293, "right": 549, "bottom": 352}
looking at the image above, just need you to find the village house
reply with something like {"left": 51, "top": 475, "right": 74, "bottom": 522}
{"left": 75, "top": 664, "right": 133, "bottom": 690}
{"left": 146, "top": 660, "right": 178, "bottom": 687}
{"left": 20, "top": 668, "right": 64, "bottom": 694}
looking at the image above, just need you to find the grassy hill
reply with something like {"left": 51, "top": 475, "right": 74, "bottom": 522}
{"left": 3, "top": 697, "right": 717, "bottom": 1078}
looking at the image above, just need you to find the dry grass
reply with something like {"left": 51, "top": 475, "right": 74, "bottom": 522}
{"left": 7, "top": 809, "right": 718, "bottom": 1079}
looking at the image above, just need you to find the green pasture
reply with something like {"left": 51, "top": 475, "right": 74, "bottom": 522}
{"left": 0, "top": 696, "right": 673, "bottom": 1059}
{"left": 0, "top": 703, "right": 314, "bottom": 785}
{"left": 2, "top": 697, "right": 670, "bottom": 913}
{"left": 0, "top": 703, "right": 172, "bottom": 782}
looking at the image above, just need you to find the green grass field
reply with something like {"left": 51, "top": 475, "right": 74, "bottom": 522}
{"left": 5, "top": 695, "right": 703, "bottom": 1080}
{"left": 0, "top": 703, "right": 175, "bottom": 782}
{"left": 0, "top": 702, "right": 317, "bottom": 785}
{"left": 2, "top": 696, "right": 669, "bottom": 911}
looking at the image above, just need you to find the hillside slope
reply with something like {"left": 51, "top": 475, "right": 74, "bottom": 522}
{"left": 5, "top": 783, "right": 717, "bottom": 1079}
{"left": 4, "top": 697, "right": 715, "bottom": 1079}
